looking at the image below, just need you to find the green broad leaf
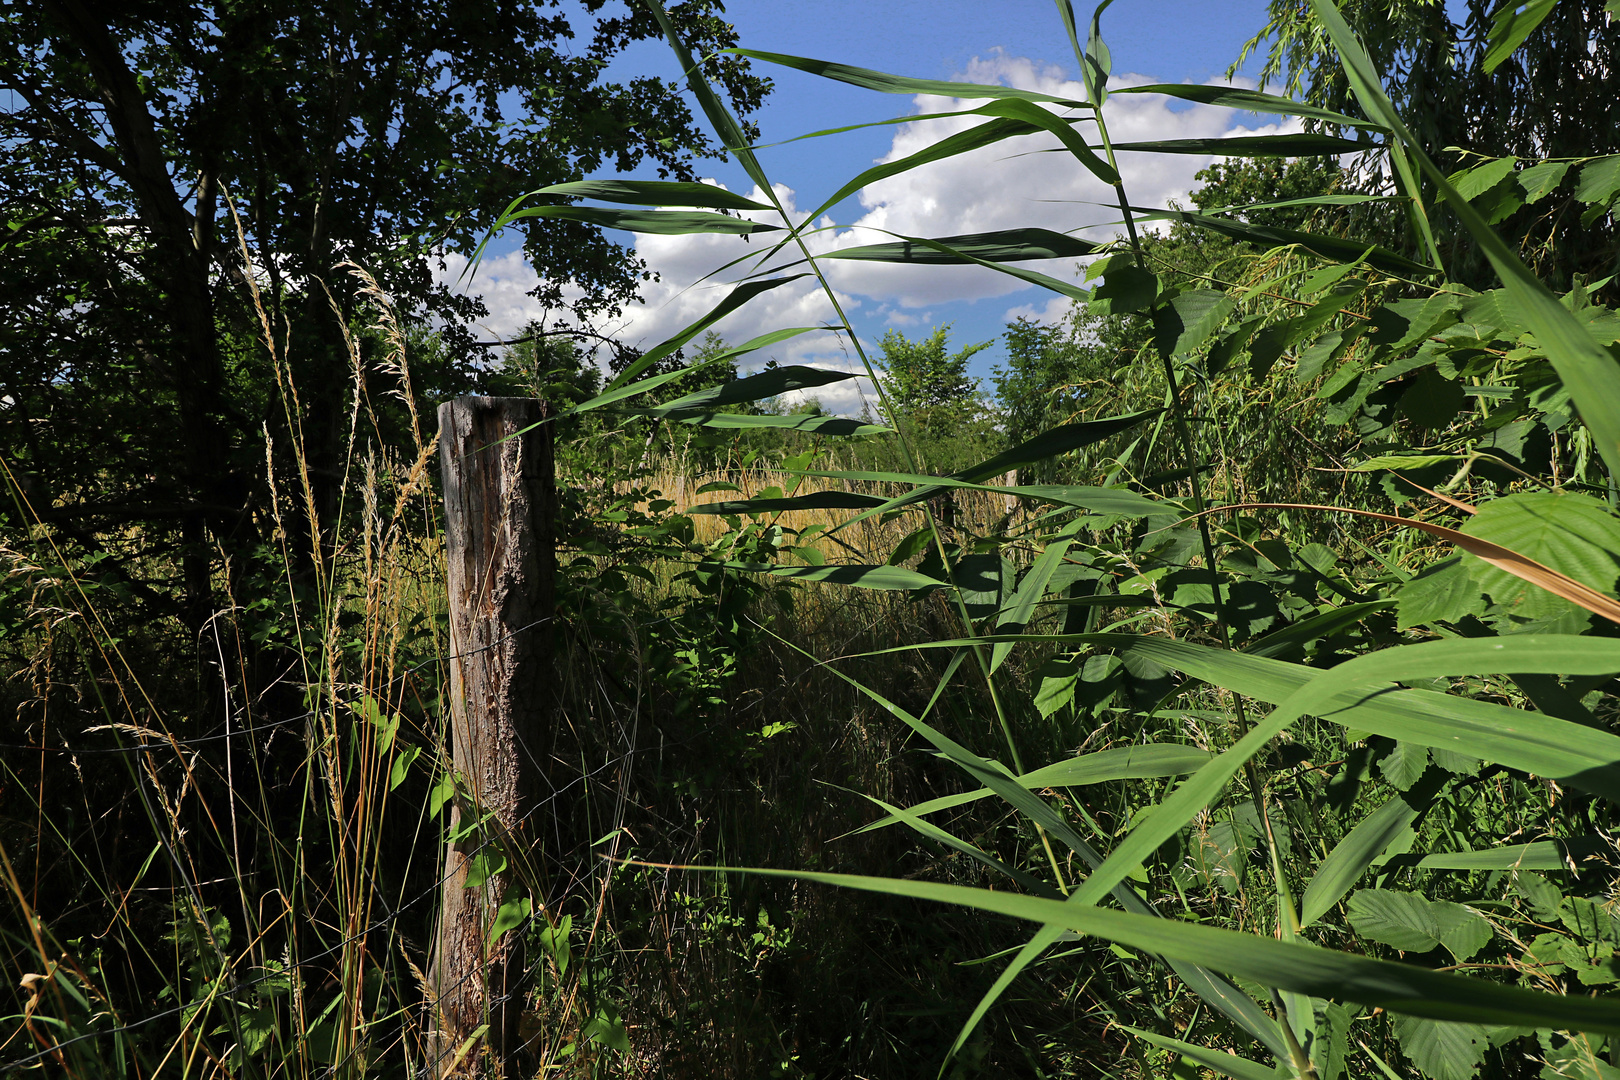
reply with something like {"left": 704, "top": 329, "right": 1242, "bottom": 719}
{"left": 1379, "top": 742, "right": 1430, "bottom": 790}
{"left": 1517, "top": 872, "right": 1565, "bottom": 921}
{"left": 1430, "top": 747, "right": 1482, "bottom": 775}
{"left": 486, "top": 895, "right": 531, "bottom": 946}
{"left": 1483, "top": 0, "right": 1559, "bottom": 71}
{"left": 663, "top": 412, "right": 891, "bottom": 436}
{"left": 1462, "top": 492, "right": 1620, "bottom": 620}
{"left": 538, "top": 914, "right": 572, "bottom": 976}
{"left": 582, "top": 1007, "right": 631, "bottom": 1054}
{"left": 1348, "top": 888, "right": 1444, "bottom": 952}
{"left": 1033, "top": 657, "right": 1080, "bottom": 718}
{"left": 1575, "top": 157, "right": 1620, "bottom": 207}
{"left": 602, "top": 284, "right": 813, "bottom": 394}
{"left": 650, "top": 365, "right": 855, "bottom": 414}
{"left": 463, "top": 848, "right": 507, "bottom": 890}
{"left": 728, "top": 48, "right": 1091, "bottom": 106}
{"left": 692, "top": 862, "right": 1620, "bottom": 1034}
{"left": 429, "top": 771, "right": 456, "bottom": 820}
{"left": 522, "top": 179, "right": 772, "bottom": 211}
{"left": 389, "top": 745, "right": 422, "bottom": 791}
{"left": 824, "top": 228, "right": 1100, "bottom": 264}
{"left": 1130, "top": 206, "right": 1435, "bottom": 276}
{"left": 1435, "top": 904, "right": 1495, "bottom": 962}
{"left": 1247, "top": 320, "right": 1299, "bottom": 379}
{"left": 1088, "top": 264, "right": 1159, "bottom": 315}
{"left": 1392, "top": 1014, "right": 1490, "bottom": 1080}
{"left": 1112, "top": 132, "right": 1373, "bottom": 156}
{"left": 1397, "top": 557, "right": 1487, "bottom": 630}
{"left": 689, "top": 492, "right": 887, "bottom": 514}
{"left": 1316, "top": 358, "right": 1363, "bottom": 399}
{"left": 1205, "top": 314, "right": 1264, "bottom": 376}
{"left": 1517, "top": 160, "right": 1572, "bottom": 203}
{"left": 725, "top": 562, "right": 942, "bottom": 591}
{"left": 1446, "top": 157, "right": 1519, "bottom": 202}
{"left": 1119, "top": 1026, "right": 1278, "bottom": 1080}
{"left": 1110, "top": 82, "right": 1381, "bottom": 129}
{"left": 1302, "top": 774, "right": 1444, "bottom": 928}
{"left": 1154, "top": 289, "right": 1236, "bottom": 358}
{"left": 501, "top": 204, "right": 780, "bottom": 236}
{"left": 1561, "top": 897, "right": 1620, "bottom": 945}
{"left": 1306, "top": 0, "right": 1620, "bottom": 477}
{"left": 1417, "top": 835, "right": 1606, "bottom": 870}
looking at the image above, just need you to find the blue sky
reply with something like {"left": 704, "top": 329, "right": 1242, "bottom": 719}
{"left": 447, "top": 0, "right": 1285, "bottom": 414}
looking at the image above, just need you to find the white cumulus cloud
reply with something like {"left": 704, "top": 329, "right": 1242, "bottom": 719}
{"left": 435, "top": 53, "right": 1301, "bottom": 411}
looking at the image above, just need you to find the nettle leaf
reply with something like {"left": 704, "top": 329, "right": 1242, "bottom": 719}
{"left": 1349, "top": 889, "right": 1492, "bottom": 962}
{"left": 1397, "top": 556, "right": 1487, "bottom": 630}
{"left": 1379, "top": 741, "right": 1431, "bottom": 791}
{"left": 1349, "top": 888, "right": 1443, "bottom": 952}
{"left": 1393, "top": 1014, "right": 1491, "bottom": 1080}
{"left": 1434, "top": 904, "right": 1494, "bottom": 962}
{"left": 1463, "top": 492, "right": 1620, "bottom": 620}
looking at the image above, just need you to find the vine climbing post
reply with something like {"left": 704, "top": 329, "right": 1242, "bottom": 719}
{"left": 430, "top": 396, "right": 556, "bottom": 1078}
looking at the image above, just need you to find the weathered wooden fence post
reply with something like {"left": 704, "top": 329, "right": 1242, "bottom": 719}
{"left": 430, "top": 396, "right": 555, "bottom": 1078}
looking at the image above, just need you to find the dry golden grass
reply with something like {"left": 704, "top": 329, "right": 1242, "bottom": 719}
{"left": 636, "top": 467, "right": 1028, "bottom": 561}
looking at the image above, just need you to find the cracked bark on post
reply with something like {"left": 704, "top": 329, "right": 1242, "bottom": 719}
{"left": 430, "top": 396, "right": 554, "bottom": 1078}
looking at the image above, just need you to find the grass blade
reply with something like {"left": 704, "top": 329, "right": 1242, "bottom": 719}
{"left": 662, "top": 863, "right": 1620, "bottom": 1033}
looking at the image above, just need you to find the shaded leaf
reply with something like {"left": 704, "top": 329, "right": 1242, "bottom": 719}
{"left": 1397, "top": 556, "right": 1487, "bottom": 629}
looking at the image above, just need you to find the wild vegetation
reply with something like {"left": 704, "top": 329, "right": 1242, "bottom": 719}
{"left": 5, "top": 1, "right": 1620, "bottom": 1078}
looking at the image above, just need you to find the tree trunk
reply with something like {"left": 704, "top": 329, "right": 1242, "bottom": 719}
{"left": 429, "top": 396, "right": 555, "bottom": 1078}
